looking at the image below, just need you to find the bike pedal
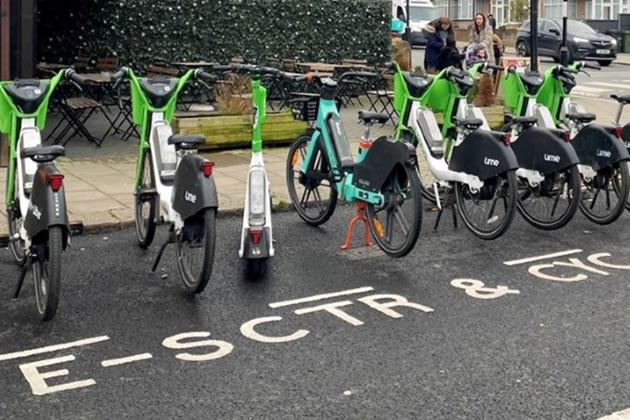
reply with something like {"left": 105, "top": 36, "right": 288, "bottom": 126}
{"left": 138, "top": 188, "right": 158, "bottom": 202}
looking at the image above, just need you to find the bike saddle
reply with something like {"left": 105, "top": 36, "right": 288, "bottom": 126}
{"left": 453, "top": 117, "right": 483, "bottom": 130}
{"left": 611, "top": 94, "right": 630, "bottom": 104}
{"left": 566, "top": 112, "right": 596, "bottom": 123}
{"left": 403, "top": 72, "right": 430, "bottom": 97}
{"left": 510, "top": 116, "right": 538, "bottom": 126}
{"left": 168, "top": 134, "right": 206, "bottom": 150}
{"left": 21, "top": 145, "right": 65, "bottom": 162}
{"left": 357, "top": 111, "right": 389, "bottom": 125}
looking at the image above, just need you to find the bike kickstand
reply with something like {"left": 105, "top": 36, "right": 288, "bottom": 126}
{"left": 13, "top": 257, "right": 32, "bottom": 299}
{"left": 151, "top": 231, "right": 175, "bottom": 272}
{"left": 341, "top": 201, "right": 374, "bottom": 250}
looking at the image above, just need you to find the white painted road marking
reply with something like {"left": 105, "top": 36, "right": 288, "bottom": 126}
{"left": 503, "top": 249, "right": 582, "bottom": 266}
{"left": 0, "top": 335, "right": 110, "bottom": 362}
{"left": 101, "top": 353, "right": 153, "bottom": 367}
{"left": 596, "top": 407, "right": 630, "bottom": 419}
{"left": 19, "top": 355, "right": 96, "bottom": 395}
{"left": 451, "top": 279, "right": 520, "bottom": 299}
{"left": 269, "top": 286, "right": 374, "bottom": 308}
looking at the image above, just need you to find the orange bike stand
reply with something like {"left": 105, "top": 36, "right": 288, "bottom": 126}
{"left": 341, "top": 201, "right": 374, "bottom": 250}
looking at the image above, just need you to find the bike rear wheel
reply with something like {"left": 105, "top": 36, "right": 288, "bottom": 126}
{"left": 176, "top": 208, "right": 216, "bottom": 294}
{"left": 247, "top": 258, "right": 267, "bottom": 279}
{"left": 286, "top": 133, "right": 338, "bottom": 226}
{"left": 7, "top": 170, "right": 26, "bottom": 266}
{"left": 366, "top": 164, "right": 423, "bottom": 258}
{"left": 455, "top": 170, "right": 517, "bottom": 240}
{"left": 516, "top": 165, "right": 581, "bottom": 230}
{"left": 579, "top": 161, "right": 630, "bottom": 225}
{"left": 33, "top": 226, "right": 62, "bottom": 321}
{"left": 135, "top": 152, "right": 158, "bottom": 248}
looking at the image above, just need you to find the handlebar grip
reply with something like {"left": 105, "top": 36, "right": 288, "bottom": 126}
{"left": 211, "top": 65, "right": 233, "bottom": 72}
{"left": 66, "top": 69, "right": 87, "bottom": 85}
{"left": 454, "top": 77, "right": 473, "bottom": 88}
{"left": 111, "top": 69, "right": 126, "bottom": 82}
{"left": 583, "top": 62, "right": 601, "bottom": 70}
{"left": 486, "top": 63, "right": 504, "bottom": 71}
{"left": 383, "top": 61, "right": 396, "bottom": 70}
{"left": 197, "top": 70, "right": 218, "bottom": 82}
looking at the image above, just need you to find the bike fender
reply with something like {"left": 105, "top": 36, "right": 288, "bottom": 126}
{"left": 242, "top": 227, "right": 271, "bottom": 259}
{"left": 171, "top": 154, "right": 219, "bottom": 220}
{"left": 449, "top": 130, "right": 519, "bottom": 181}
{"left": 24, "top": 165, "right": 70, "bottom": 246}
{"left": 572, "top": 124, "right": 630, "bottom": 170}
{"left": 352, "top": 136, "right": 417, "bottom": 193}
{"left": 511, "top": 126, "right": 580, "bottom": 175}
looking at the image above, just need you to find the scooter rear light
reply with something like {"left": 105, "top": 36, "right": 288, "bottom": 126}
{"left": 250, "top": 228, "right": 262, "bottom": 244}
{"left": 48, "top": 174, "right": 64, "bottom": 192}
{"left": 202, "top": 161, "right": 215, "bottom": 177}
{"left": 502, "top": 133, "right": 511, "bottom": 145}
{"left": 564, "top": 131, "right": 571, "bottom": 142}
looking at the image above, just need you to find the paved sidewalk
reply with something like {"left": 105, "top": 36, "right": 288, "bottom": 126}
{"left": 0, "top": 95, "right": 622, "bottom": 236}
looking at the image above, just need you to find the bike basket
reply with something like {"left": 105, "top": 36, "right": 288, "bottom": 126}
{"left": 289, "top": 95, "right": 341, "bottom": 121}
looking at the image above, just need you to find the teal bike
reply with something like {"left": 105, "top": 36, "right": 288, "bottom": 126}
{"left": 286, "top": 67, "right": 422, "bottom": 258}
{"left": 1, "top": 69, "right": 85, "bottom": 320}
{"left": 111, "top": 67, "right": 219, "bottom": 293}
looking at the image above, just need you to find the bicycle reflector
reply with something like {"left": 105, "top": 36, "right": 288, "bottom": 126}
{"left": 564, "top": 131, "right": 571, "bottom": 142}
{"left": 614, "top": 126, "right": 623, "bottom": 138}
{"left": 250, "top": 228, "right": 262, "bottom": 244}
{"left": 202, "top": 161, "right": 214, "bottom": 177}
{"left": 48, "top": 174, "right": 64, "bottom": 191}
{"left": 248, "top": 169, "right": 266, "bottom": 227}
{"left": 502, "top": 133, "right": 511, "bottom": 145}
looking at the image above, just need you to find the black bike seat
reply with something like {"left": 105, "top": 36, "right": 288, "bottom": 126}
{"left": 454, "top": 117, "right": 483, "bottom": 129}
{"left": 21, "top": 145, "right": 65, "bottom": 162}
{"left": 168, "top": 134, "right": 206, "bottom": 150}
{"left": 611, "top": 94, "right": 630, "bottom": 104}
{"left": 511, "top": 116, "right": 538, "bottom": 126}
{"left": 357, "top": 111, "right": 389, "bottom": 125}
{"left": 566, "top": 112, "right": 596, "bottom": 123}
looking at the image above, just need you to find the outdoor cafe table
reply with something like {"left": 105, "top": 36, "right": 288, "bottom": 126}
{"left": 170, "top": 61, "right": 218, "bottom": 69}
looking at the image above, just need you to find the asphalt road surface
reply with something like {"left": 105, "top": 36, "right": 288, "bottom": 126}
{"left": 2, "top": 205, "right": 630, "bottom": 419}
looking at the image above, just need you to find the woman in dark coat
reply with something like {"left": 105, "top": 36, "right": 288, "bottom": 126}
{"left": 423, "top": 17, "right": 455, "bottom": 72}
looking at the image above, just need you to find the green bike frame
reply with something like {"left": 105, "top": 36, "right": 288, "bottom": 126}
{"left": 536, "top": 63, "right": 580, "bottom": 125}
{"left": 127, "top": 69, "right": 194, "bottom": 188}
{"left": 251, "top": 73, "right": 266, "bottom": 153}
{"left": 0, "top": 70, "right": 65, "bottom": 209}
{"left": 300, "top": 97, "right": 385, "bottom": 205}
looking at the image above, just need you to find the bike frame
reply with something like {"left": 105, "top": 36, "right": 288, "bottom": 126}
{"left": 300, "top": 90, "right": 385, "bottom": 205}
{"left": 536, "top": 63, "right": 582, "bottom": 132}
{"left": 0, "top": 70, "right": 66, "bottom": 246}
{"left": 127, "top": 69, "right": 194, "bottom": 230}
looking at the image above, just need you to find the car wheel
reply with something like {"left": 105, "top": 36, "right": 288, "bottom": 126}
{"left": 516, "top": 41, "right": 528, "bottom": 57}
{"left": 597, "top": 60, "right": 612, "bottom": 66}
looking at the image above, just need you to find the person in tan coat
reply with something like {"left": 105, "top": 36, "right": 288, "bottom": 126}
{"left": 470, "top": 13, "right": 494, "bottom": 63}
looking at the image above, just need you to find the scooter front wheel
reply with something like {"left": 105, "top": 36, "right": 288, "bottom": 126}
{"left": 33, "top": 226, "right": 62, "bottom": 321}
{"left": 286, "top": 133, "right": 338, "bottom": 226}
{"left": 579, "top": 161, "right": 630, "bottom": 225}
{"left": 176, "top": 208, "right": 216, "bottom": 294}
{"left": 366, "top": 164, "right": 423, "bottom": 258}
{"left": 135, "top": 152, "right": 158, "bottom": 249}
{"left": 455, "top": 170, "right": 517, "bottom": 240}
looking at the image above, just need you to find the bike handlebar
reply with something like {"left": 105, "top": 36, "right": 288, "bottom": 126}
{"left": 194, "top": 69, "right": 218, "bottom": 82}
{"left": 65, "top": 69, "right": 88, "bottom": 85}
{"left": 582, "top": 62, "right": 601, "bottom": 70}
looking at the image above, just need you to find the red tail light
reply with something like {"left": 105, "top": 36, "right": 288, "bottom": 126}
{"left": 614, "top": 126, "right": 623, "bottom": 138}
{"left": 502, "top": 133, "right": 511, "bottom": 145}
{"left": 250, "top": 228, "right": 262, "bottom": 244}
{"left": 202, "top": 161, "right": 215, "bottom": 177}
{"left": 564, "top": 131, "right": 571, "bottom": 142}
{"left": 48, "top": 174, "right": 64, "bottom": 191}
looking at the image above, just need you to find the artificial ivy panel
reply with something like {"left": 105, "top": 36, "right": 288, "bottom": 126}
{"left": 38, "top": 0, "right": 391, "bottom": 71}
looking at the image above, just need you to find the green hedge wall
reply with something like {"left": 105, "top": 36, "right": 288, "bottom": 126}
{"left": 38, "top": 0, "right": 391, "bottom": 71}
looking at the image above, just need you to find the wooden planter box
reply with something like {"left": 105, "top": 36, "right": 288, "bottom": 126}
{"left": 173, "top": 110, "right": 308, "bottom": 150}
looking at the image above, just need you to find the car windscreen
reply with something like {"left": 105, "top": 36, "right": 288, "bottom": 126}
{"left": 410, "top": 6, "right": 437, "bottom": 21}
{"left": 556, "top": 20, "right": 597, "bottom": 35}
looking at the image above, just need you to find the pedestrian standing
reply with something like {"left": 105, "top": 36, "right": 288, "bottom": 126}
{"left": 423, "top": 17, "right": 455, "bottom": 72}
{"left": 488, "top": 13, "right": 497, "bottom": 33}
{"left": 470, "top": 13, "right": 494, "bottom": 64}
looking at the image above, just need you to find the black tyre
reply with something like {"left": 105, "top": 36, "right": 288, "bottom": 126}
{"left": 455, "top": 170, "right": 517, "bottom": 240}
{"left": 247, "top": 258, "right": 267, "bottom": 279}
{"left": 597, "top": 60, "right": 612, "bottom": 67}
{"left": 579, "top": 161, "right": 630, "bottom": 225}
{"left": 516, "top": 165, "right": 581, "bottom": 230}
{"left": 366, "top": 164, "right": 423, "bottom": 258}
{"left": 176, "top": 208, "right": 216, "bottom": 294}
{"left": 401, "top": 130, "right": 439, "bottom": 204}
{"left": 516, "top": 41, "right": 528, "bottom": 57}
{"left": 135, "top": 151, "right": 158, "bottom": 249}
{"left": 286, "top": 133, "right": 337, "bottom": 226}
{"left": 6, "top": 169, "right": 26, "bottom": 266}
{"left": 33, "top": 226, "right": 62, "bottom": 321}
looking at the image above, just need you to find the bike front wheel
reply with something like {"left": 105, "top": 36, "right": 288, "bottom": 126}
{"left": 579, "top": 161, "right": 630, "bottom": 225}
{"left": 135, "top": 152, "right": 158, "bottom": 249}
{"left": 516, "top": 165, "right": 581, "bottom": 230}
{"left": 286, "top": 133, "right": 338, "bottom": 226}
{"left": 175, "top": 208, "right": 216, "bottom": 294}
{"left": 366, "top": 164, "right": 423, "bottom": 258}
{"left": 455, "top": 170, "right": 517, "bottom": 240}
{"left": 33, "top": 226, "right": 62, "bottom": 321}
{"left": 7, "top": 168, "right": 26, "bottom": 266}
